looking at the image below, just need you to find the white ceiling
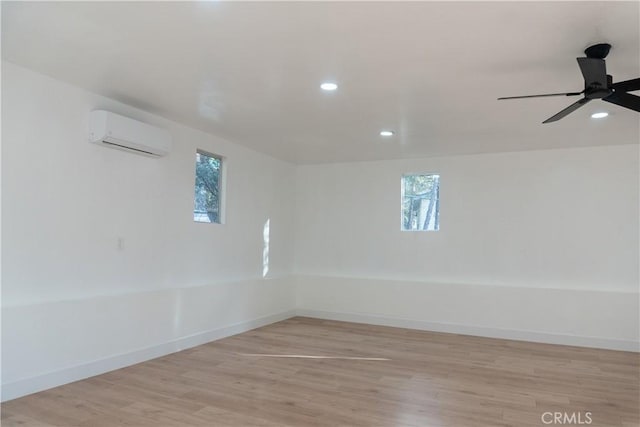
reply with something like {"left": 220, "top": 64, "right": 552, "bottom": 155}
{"left": 2, "top": 1, "right": 639, "bottom": 164}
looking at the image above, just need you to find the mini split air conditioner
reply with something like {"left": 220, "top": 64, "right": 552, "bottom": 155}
{"left": 88, "top": 110, "right": 172, "bottom": 157}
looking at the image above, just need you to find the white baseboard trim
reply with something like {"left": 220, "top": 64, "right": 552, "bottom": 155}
{"left": 296, "top": 308, "right": 640, "bottom": 352}
{"left": 1, "top": 310, "right": 296, "bottom": 402}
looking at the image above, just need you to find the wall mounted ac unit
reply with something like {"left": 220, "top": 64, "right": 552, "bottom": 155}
{"left": 88, "top": 110, "right": 172, "bottom": 157}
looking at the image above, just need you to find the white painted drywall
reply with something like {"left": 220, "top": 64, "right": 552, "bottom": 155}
{"left": 294, "top": 145, "right": 640, "bottom": 349}
{"left": 1, "top": 61, "right": 297, "bottom": 399}
{"left": 295, "top": 276, "right": 639, "bottom": 350}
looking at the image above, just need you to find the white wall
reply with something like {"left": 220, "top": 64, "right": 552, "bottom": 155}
{"left": 1, "top": 61, "right": 297, "bottom": 400}
{"left": 294, "top": 145, "right": 640, "bottom": 350}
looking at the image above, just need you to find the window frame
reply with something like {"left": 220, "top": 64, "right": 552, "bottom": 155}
{"left": 193, "top": 149, "right": 225, "bottom": 225}
{"left": 400, "top": 173, "right": 440, "bottom": 232}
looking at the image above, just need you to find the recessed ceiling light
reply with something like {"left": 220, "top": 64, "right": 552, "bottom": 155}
{"left": 591, "top": 112, "right": 609, "bottom": 119}
{"left": 380, "top": 130, "right": 395, "bottom": 137}
{"left": 320, "top": 82, "right": 338, "bottom": 91}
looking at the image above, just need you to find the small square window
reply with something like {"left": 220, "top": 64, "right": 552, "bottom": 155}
{"left": 194, "top": 150, "right": 222, "bottom": 223}
{"left": 402, "top": 174, "right": 440, "bottom": 231}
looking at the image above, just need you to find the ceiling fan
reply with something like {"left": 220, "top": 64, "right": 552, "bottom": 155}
{"left": 498, "top": 43, "right": 640, "bottom": 123}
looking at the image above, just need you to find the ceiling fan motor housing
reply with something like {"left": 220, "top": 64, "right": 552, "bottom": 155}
{"left": 585, "top": 73, "right": 613, "bottom": 99}
{"left": 585, "top": 86, "right": 613, "bottom": 99}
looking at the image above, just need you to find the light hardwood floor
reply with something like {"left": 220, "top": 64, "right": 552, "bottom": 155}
{"left": 2, "top": 317, "right": 638, "bottom": 426}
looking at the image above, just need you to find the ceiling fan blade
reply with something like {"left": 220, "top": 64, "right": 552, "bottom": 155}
{"left": 542, "top": 98, "right": 591, "bottom": 124}
{"left": 611, "top": 78, "right": 640, "bottom": 93}
{"left": 576, "top": 57, "right": 607, "bottom": 88}
{"left": 498, "top": 92, "right": 582, "bottom": 100}
{"left": 603, "top": 91, "right": 640, "bottom": 112}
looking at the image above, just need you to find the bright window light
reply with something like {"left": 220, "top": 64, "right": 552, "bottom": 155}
{"left": 194, "top": 150, "right": 222, "bottom": 223}
{"left": 402, "top": 174, "right": 440, "bottom": 231}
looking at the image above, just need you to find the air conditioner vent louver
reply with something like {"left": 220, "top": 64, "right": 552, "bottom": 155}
{"left": 101, "top": 140, "right": 157, "bottom": 156}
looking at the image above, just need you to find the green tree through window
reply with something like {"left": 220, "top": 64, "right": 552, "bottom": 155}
{"left": 402, "top": 174, "right": 440, "bottom": 231}
{"left": 194, "top": 151, "right": 222, "bottom": 223}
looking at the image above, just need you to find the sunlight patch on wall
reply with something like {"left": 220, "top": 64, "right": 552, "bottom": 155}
{"left": 263, "top": 219, "right": 270, "bottom": 277}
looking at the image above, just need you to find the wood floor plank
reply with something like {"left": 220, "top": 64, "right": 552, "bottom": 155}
{"left": 2, "top": 317, "right": 638, "bottom": 426}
